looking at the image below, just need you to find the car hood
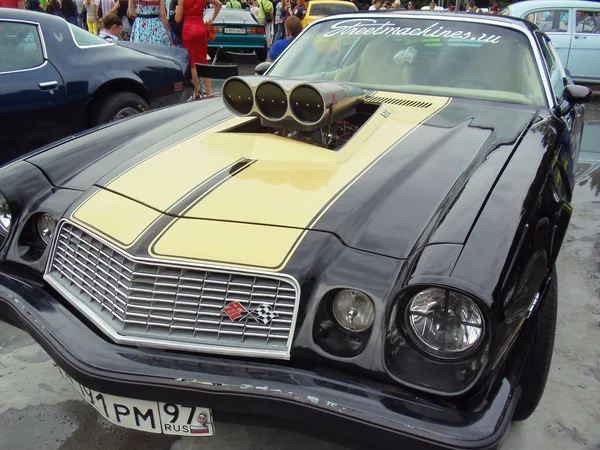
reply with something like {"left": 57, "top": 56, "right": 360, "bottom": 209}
{"left": 34, "top": 95, "right": 537, "bottom": 261}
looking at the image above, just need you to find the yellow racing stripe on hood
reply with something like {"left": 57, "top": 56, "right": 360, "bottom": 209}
{"left": 72, "top": 189, "right": 161, "bottom": 248}
{"left": 71, "top": 117, "right": 250, "bottom": 248}
{"left": 150, "top": 93, "right": 450, "bottom": 270}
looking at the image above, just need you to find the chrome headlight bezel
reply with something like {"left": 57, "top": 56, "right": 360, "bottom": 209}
{"left": 0, "top": 191, "right": 12, "bottom": 236}
{"left": 403, "top": 287, "right": 486, "bottom": 360}
{"left": 37, "top": 213, "right": 57, "bottom": 245}
{"left": 332, "top": 289, "right": 375, "bottom": 333}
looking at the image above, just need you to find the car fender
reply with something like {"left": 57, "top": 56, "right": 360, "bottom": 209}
{"left": 84, "top": 76, "right": 150, "bottom": 117}
{"left": 451, "top": 111, "right": 571, "bottom": 372}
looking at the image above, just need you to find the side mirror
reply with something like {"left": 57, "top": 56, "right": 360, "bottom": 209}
{"left": 254, "top": 61, "right": 271, "bottom": 76}
{"left": 563, "top": 84, "right": 592, "bottom": 105}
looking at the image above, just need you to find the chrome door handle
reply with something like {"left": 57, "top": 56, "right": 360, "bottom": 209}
{"left": 39, "top": 81, "right": 58, "bottom": 90}
{"left": 574, "top": 35, "right": 587, "bottom": 39}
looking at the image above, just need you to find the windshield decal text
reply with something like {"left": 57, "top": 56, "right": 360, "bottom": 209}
{"left": 323, "top": 19, "right": 502, "bottom": 44}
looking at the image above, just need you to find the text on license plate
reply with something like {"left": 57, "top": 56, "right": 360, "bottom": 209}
{"left": 224, "top": 27, "right": 246, "bottom": 34}
{"left": 59, "top": 367, "right": 214, "bottom": 436}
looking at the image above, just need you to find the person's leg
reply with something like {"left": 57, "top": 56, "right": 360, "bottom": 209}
{"left": 191, "top": 64, "right": 200, "bottom": 98}
{"left": 265, "top": 22, "right": 272, "bottom": 48}
{"left": 203, "top": 77, "right": 212, "bottom": 97}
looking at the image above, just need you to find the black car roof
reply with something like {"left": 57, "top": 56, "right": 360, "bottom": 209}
{"left": 0, "top": 7, "right": 67, "bottom": 27}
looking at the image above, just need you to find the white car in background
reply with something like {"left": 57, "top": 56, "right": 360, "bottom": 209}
{"left": 502, "top": 0, "right": 600, "bottom": 83}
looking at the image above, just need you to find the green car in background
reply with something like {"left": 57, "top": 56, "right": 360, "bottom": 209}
{"left": 205, "top": 8, "right": 268, "bottom": 61}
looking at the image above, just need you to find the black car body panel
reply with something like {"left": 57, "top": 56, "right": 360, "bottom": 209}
{"left": 0, "top": 11, "right": 589, "bottom": 450}
{"left": 0, "top": 9, "right": 192, "bottom": 163}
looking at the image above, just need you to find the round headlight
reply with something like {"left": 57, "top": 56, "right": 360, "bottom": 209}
{"left": 406, "top": 288, "right": 484, "bottom": 358}
{"left": 332, "top": 290, "right": 375, "bottom": 332}
{"left": 0, "top": 193, "right": 12, "bottom": 235}
{"left": 37, "top": 213, "right": 57, "bottom": 245}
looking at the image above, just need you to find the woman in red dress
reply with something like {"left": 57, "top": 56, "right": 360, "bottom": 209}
{"left": 176, "top": 0, "right": 221, "bottom": 98}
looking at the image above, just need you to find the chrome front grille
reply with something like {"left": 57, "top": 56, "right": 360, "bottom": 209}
{"left": 44, "top": 221, "right": 300, "bottom": 359}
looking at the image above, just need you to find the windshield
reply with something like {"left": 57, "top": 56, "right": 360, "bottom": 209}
{"left": 309, "top": 3, "right": 357, "bottom": 16}
{"left": 269, "top": 17, "right": 546, "bottom": 105}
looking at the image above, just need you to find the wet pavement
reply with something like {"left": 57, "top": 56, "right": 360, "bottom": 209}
{"left": 580, "top": 97, "right": 600, "bottom": 162}
{"left": 1, "top": 100, "right": 599, "bottom": 450}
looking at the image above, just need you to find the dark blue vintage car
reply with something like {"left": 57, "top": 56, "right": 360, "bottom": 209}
{"left": 0, "top": 8, "right": 193, "bottom": 164}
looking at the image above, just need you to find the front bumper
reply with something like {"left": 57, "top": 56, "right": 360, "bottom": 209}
{"left": 0, "top": 271, "right": 518, "bottom": 450}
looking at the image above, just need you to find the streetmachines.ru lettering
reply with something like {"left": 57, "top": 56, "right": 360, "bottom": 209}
{"left": 323, "top": 19, "right": 502, "bottom": 44}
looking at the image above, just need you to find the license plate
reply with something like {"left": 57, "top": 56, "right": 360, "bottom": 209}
{"left": 59, "top": 367, "right": 214, "bottom": 436}
{"left": 224, "top": 27, "right": 246, "bottom": 34}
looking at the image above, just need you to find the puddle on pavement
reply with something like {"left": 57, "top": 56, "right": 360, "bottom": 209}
{"left": 575, "top": 161, "right": 600, "bottom": 203}
{"left": 581, "top": 100, "right": 600, "bottom": 156}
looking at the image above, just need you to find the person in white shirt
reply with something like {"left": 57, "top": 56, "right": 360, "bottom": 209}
{"left": 368, "top": 0, "right": 381, "bottom": 10}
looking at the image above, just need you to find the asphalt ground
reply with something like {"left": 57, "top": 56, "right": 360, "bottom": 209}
{"left": 0, "top": 95, "right": 599, "bottom": 450}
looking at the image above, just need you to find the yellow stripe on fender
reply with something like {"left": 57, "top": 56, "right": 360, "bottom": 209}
{"left": 151, "top": 93, "right": 450, "bottom": 270}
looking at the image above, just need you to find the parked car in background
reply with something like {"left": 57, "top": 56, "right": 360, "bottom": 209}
{"left": 0, "top": 11, "right": 592, "bottom": 450}
{"left": 206, "top": 9, "right": 267, "bottom": 60}
{"left": 503, "top": 0, "right": 600, "bottom": 83}
{"left": 301, "top": 0, "right": 358, "bottom": 28}
{"left": 0, "top": 9, "right": 193, "bottom": 164}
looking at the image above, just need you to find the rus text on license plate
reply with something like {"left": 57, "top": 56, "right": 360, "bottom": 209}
{"left": 224, "top": 27, "right": 246, "bottom": 34}
{"left": 59, "top": 367, "right": 214, "bottom": 436}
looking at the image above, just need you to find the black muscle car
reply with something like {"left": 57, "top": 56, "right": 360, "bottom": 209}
{"left": 0, "top": 9, "right": 193, "bottom": 164}
{"left": 0, "top": 12, "right": 592, "bottom": 450}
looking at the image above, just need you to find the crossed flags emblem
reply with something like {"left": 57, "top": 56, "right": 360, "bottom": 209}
{"left": 222, "top": 301, "right": 278, "bottom": 325}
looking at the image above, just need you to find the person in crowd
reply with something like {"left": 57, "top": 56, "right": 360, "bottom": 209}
{"left": 46, "top": 0, "right": 65, "bottom": 16}
{"left": 368, "top": 0, "right": 380, "bottom": 10}
{"left": 250, "top": 0, "right": 258, "bottom": 15}
{"left": 0, "top": 0, "right": 25, "bottom": 8}
{"left": 27, "top": 0, "right": 44, "bottom": 10}
{"left": 273, "top": 0, "right": 283, "bottom": 41}
{"left": 292, "top": 0, "right": 305, "bottom": 18}
{"left": 62, "top": 0, "right": 79, "bottom": 24}
{"left": 407, "top": 1, "right": 414, "bottom": 9}
{"left": 98, "top": 13, "right": 123, "bottom": 40}
{"left": 99, "top": 0, "right": 114, "bottom": 18}
{"left": 490, "top": 3, "right": 499, "bottom": 14}
{"left": 226, "top": 0, "right": 241, "bottom": 7}
{"left": 129, "top": 0, "right": 172, "bottom": 45}
{"left": 74, "top": 0, "right": 85, "bottom": 26}
{"left": 274, "top": 0, "right": 289, "bottom": 42}
{"left": 176, "top": 0, "right": 221, "bottom": 98}
{"left": 84, "top": 0, "right": 99, "bottom": 33}
{"left": 102, "top": 0, "right": 132, "bottom": 39}
{"left": 267, "top": 14, "right": 300, "bottom": 61}
{"left": 168, "top": 0, "right": 183, "bottom": 45}
{"left": 256, "top": 0, "right": 273, "bottom": 49}
{"left": 393, "top": 0, "right": 401, "bottom": 10}
{"left": 466, "top": 0, "right": 477, "bottom": 12}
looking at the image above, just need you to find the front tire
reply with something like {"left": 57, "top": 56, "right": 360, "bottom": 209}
{"left": 91, "top": 92, "right": 149, "bottom": 126}
{"left": 512, "top": 267, "right": 558, "bottom": 421}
